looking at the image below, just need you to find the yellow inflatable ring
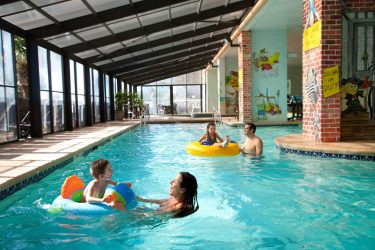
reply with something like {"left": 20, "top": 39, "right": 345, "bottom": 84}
{"left": 186, "top": 141, "right": 240, "bottom": 157}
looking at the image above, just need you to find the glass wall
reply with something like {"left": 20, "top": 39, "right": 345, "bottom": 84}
{"left": 90, "top": 68, "right": 100, "bottom": 123}
{"left": 104, "top": 74, "right": 110, "bottom": 121}
{"left": 139, "top": 70, "right": 205, "bottom": 115}
{"left": 70, "top": 61, "right": 85, "bottom": 127}
{"left": 38, "top": 46, "right": 65, "bottom": 134}
{"left": 0, "top": 29, "right": 17, "bottom": 143}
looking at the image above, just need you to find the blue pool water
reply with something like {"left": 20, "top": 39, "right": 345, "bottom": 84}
{"left": 0, "top": 124, "right": 374, "bottom": 249}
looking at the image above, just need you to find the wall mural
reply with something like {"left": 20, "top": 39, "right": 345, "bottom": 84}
{"left": 305, "top": 68, "right": 320, "bottom": 140}
{"left": 341, "top": 77, "right": 370, "bottom": 114}
{"left": 255, "top": 88, "right": 282, "bottom": 120}
{"left": 252, "top": 48, "right": 280, "bottom": 79}
{"left": 225, "top": 71, "right": 239, "bottom": 112}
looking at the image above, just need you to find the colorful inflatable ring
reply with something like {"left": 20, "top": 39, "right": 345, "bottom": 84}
{"left": 50, "top": 176, "right": 137, "bottom": 215}
{"left": 186, "top": 141, "right": 240, "bottom": 157}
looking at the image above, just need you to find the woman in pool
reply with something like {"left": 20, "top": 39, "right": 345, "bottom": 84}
{"left": 198, "top": 122, "right": 230, "bottom": 147}
{"left": 110, "top": 172, "right": 199, "bottom": 218}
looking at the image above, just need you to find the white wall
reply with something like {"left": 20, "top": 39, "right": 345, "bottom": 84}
{"left": 207, "top": 68, "right": 218, "bottom": 112}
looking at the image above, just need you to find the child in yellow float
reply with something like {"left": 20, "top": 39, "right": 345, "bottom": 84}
{"left": 198, "top": 122, "right": 230, "bottom": 147}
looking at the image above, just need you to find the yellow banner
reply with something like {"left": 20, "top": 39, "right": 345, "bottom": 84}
{"left": 322, "top": 65, "right": 340, "bottom": 98}
{"left": 303, "top": 20, "right": 321, "bottom": 51}
{"left": 238, "top": 68, "right": 243, "bottom": 87}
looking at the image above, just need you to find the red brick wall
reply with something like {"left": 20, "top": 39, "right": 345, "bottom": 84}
{"left": 303, "top": 0, "right": 373, "bottom": 142}
{"left": 346, "top": 0, "right": 375, "bottom": 11}
{"left": 238, "top": 31, "right": 252, "bottom": 123}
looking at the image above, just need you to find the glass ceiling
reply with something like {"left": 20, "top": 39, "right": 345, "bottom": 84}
{"left": 0, "top": 0, "right": 253, "bottom": 85}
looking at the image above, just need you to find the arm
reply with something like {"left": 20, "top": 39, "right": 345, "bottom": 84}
{"left": 198, "top": 134, "right": 207, "bottom": 143}
{"left": 106, "top": 180, "right": 118, "bottom": 186}
{"left": 84, "top": 182, "right": 105, "bottom": 203}
{"left": 256, "top": 139, "right": 263, "bottom": 156}
{"left": 215, "top": 133, "right": 223, "bottom": 142}
{"left": 136, "top": 196, "right": 168, "bottom": 205}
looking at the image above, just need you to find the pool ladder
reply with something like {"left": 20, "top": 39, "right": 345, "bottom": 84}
{"left": 212, "top": 104, "right": 222, "bottom": 126}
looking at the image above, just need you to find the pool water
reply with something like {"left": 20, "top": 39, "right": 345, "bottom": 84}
{"left": 0, "top": 124, "right": 374, "bottom": 249}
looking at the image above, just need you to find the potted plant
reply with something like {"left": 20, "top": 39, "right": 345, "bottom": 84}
{"left": 115, "top": 92, "right": 125, "bottom": 120}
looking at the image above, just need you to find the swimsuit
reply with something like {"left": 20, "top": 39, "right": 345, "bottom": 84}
{"left": 170, "top": 200, "right": 184, "bottom": 208}
{"left": 202, "top": 133, "right": 217, "bottom": 145}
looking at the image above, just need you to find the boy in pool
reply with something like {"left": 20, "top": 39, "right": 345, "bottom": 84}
{"left": 83, "top": 158, "right": 118, "bottom": 203}
{"left": 198, "top": 122, "right": 230, "bottom": 147}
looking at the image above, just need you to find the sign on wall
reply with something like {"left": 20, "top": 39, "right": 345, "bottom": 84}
{"left": 322, "top": 65, "right": 340, "bottom": 98}
{"left": 303, "top": 20, "right": 321, "bottom": 51}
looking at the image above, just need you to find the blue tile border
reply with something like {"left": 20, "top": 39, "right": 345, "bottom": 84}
{"left": 277, "top": 146, "right": 375, "bottom": 161}
{"left": 0, "top": 125, "right": 137, "bottom": 201}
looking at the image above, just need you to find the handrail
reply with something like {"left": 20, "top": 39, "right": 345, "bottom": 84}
{"left": 212, "top": 102, "right": 222, "bottom": 126}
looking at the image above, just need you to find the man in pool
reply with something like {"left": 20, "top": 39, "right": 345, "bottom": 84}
{"left": 241, "top": 123, "right": 263, "bottom": 156}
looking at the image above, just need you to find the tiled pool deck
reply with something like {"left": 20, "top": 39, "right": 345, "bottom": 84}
{"left": 1, "top": 117, "right": 374, "bottom": 200}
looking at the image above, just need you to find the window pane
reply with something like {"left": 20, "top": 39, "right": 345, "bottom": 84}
{"left": 157, "top": 86, "right": 170, "bottom": 114}
{"left": 0, "top": 33, "right": 3, "bottom": 86}
{"left": 76, "top": 63, "right": 85, "bottom": 95}
{"left": 94, "top": 96, "right": 100, "bottom": 123}
{"left": 0, "top": 87, "right": 6, "bottom": 132}
{"left": 70, "top": 60, "right": 76, "bottom": 94}
{"left": 142, "top": 86, "right": 156, "bottom": 114}
{"left": 105, "top": 74, "right": 110, "bottom": 98}
{"left": 106, "top": 97, "right": 110, "bottom": 121}
{"left": 93, "top": 69, "right": 99, "bottom": 97}
{"left": 157, "top": 79, "right": 170, "bottom": 85}
{"left": 172, "top": 75, "right": 186, "bottom": 85}
{"left": 187, "top": 85, "right": 201, "bottom": 113}
{"left": 6, "top": 87, "right": 17, "bottom": 140}
{"left": 40, "top": 90, "right": 51, "bottom": 134}
{"left": 367, "top": 26, "right": 373, "bottom": 71}
{"left": 78, "top": 94, "right": 86, "bottom": 127}
{"left": 3, "top": 31, "right": 15, "bottom": 87}
{"left": 71, "top": 93, "right": 77, "bottom": 128}
{"left": 173, "top": 86, "right": 187, "bottom": 114}
{"left": 53, "top": 92, "right": 64, "bottom": 131}
{"left": 38, "top": 46, "right": 49, "bottom": 91}
{"left": 50, "top": 51, "right": 63, "bottom": 92}
{"left": 186, "top": 71, "right": 201, "bottom": 85}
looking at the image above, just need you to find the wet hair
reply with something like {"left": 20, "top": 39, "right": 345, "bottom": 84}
{"left": 174, "top": 172, "right": 199, "bottom": 218}
{"left": 206, "top": 122, "right": 216, "bottom": 133}
{"left": 245, "top": 122, "right": 256, "bottom": 133}
{"left": 90, "top": 158, "right": 109, "bottom": 179}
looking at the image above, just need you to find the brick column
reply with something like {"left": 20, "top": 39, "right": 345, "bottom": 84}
{"left": 303, "top": 0, "right": 342, "bottom": 142}
{"left": 238, "top": 31, "right": 252, "bottom": 123}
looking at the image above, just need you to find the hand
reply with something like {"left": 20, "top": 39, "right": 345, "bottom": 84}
{"left": 109, "top": 201, "right": 126, "bottom": 211}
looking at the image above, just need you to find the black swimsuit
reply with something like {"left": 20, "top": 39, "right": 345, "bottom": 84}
{"left": 203, "top": 133, "right": 217, "bottom": 145}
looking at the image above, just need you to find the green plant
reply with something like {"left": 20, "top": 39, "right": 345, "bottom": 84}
{"left": 132, "top": 93, "right": 144, "bottom": 108}
{"left": 115, "top": 92, "right": 124, "bottom": 111}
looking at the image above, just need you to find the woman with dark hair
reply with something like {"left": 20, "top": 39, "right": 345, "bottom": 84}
{"left": 110, "top": 172, "right": 199, "bottom": 218}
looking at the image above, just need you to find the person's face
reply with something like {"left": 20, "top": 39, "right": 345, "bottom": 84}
{"left": 208, "top": 125, "right": 216, "bottom": 135}
{"left": 169, "top": 174, "right": 185, "bottom": 196}
{"left": 244, "top": 125, "right": 252, "bottom": 136}
{"left": 102, "top": 164, "right": 113, "bottom": 180}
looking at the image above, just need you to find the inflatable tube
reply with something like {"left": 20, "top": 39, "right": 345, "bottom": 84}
{"left": 50, "top": 176, "right": 137, "bottom": 215}
{"left": 186, "top": 141, "right": 240, "bottom": 157}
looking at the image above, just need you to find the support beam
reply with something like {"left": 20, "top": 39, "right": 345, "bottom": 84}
{"left": 63, "top": 1, "right": 251, "bottom": 54}
{"left": 26, "top": 40, "right": 43, "bottom": 138}
{"left": 63, "top": 55, "right": 73, "bottom": 131}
